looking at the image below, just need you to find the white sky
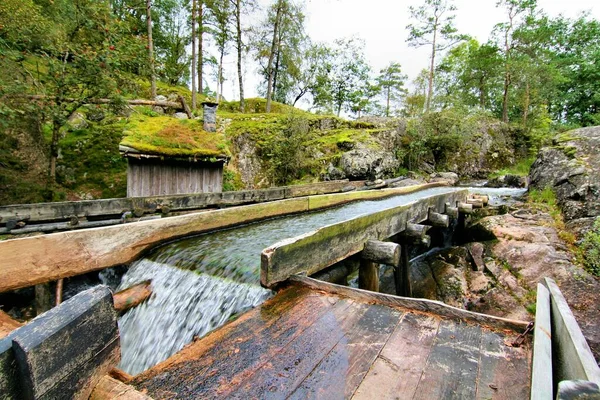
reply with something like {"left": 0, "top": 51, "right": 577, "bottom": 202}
{"left": 218, "top": 0, "right": 600, "bottom": 102}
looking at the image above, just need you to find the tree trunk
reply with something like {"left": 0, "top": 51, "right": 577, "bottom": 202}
{"left": 426, "top": 19, "right": 438, "bottom": 113}
{"left": 479, "top": 76, "right": 486, "bottom": 108}
{"left": 146, "top": 0, "right": 156, "bottom": 99}
{"left": 386, "top": 86, "right": 391, "bottom": 117}
{"left": 502, "top": 67, "right": 510, "bottom": 123}
{"left": 272, "top": 46, "right": 281, "bottom": 103}
{"left": 217, "top": 49, "right": 225, "bottom": 102}
{"left": 522, "top": 81, "right": 530, "bottom": 126}
{"left": 265, "top": 0, "right": 283, "bottom": 113}
{"left": 49, "top": 118, "right": 60, "bottom": 185}
{"left": 191, "top": 0, "right": 197, "bottom": 109}
{"left": 235, "top": 0, "right": 245, "bottom": 112}
{"left": 197, "top": 0, "right": 203, "bottom": 96}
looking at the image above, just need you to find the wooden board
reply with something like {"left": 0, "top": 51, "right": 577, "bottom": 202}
{"left": 531, "top": 283, "right": 552, "bottom": 400}
{"left": 291, "top": 276, "right": 530, "bottom": 332}
{"left": 132, "top": 283, "right": 532, "bottom": 400}
{"left": 413, "top": 320, "right": 482, "bottom": 399}
{"left": 353, "top": 313, "right": 440, "bottom": 399}
{"left": 262, "top": 190, "right": 467, "bottom": 287}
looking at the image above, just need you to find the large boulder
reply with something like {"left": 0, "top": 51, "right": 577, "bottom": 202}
{"left": 339, "top": 148, "right": 399, "bottom": 181}
{"left": 530, "top": 127, "right": 600, "bottom": 236}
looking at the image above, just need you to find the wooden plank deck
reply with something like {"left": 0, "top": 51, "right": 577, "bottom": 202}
{"left": 132, "top": 283, "right": 531, "bottom": 399}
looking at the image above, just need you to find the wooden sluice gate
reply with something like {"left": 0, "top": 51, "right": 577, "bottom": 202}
{"left": 0, "top": 185, "right": 599, "bottom": 399}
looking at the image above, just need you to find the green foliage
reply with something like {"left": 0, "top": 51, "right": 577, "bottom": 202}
{"left": 582, "top": 218, "right": 600, "bottom": 276}
{"left": 122, "top": 114, "right": 230, "bottom": 157}
{"left": 219, "top": 98, "right": 302, "bottom": 114}
{"left": 267, "top": 113, "right": 313, "bottom": 185}
{"left": 489, "top": 156, "right": 535, "bottom": 179}
{"left": 222, "top": 168, "right": 244, "bottom": 192}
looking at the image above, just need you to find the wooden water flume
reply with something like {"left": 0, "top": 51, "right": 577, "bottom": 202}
{"left": 1, "top": 186, "right": 599, "bottom": 399}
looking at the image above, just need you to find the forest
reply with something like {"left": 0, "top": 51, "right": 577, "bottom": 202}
{"left": 1, "top": 0, "right": 600, "bottom": 204}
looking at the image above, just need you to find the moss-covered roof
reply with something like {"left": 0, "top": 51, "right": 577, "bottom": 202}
{"left": 121, "top": 114, "right": 230, "bottom": 159}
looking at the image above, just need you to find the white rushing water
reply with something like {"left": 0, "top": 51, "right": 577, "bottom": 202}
{"left": 117, "top": 260, "right": 272, "bottom": 375}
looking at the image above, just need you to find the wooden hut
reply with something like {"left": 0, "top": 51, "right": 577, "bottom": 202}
{"left": 120, "top": 102, "right": 229, "bottom": 197}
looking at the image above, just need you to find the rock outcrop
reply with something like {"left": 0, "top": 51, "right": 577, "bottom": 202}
{"left": 530, "top": 127, "right": 600, "bottom": 236}
{"left": 339, "top": 148, "right": 399, "bottom": 181}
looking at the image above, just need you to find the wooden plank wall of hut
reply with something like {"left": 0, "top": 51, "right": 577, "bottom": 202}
{"left": 127, "top": 158, "right": 223, "bottom": 197}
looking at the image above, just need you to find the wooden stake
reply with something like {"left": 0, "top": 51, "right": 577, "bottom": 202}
{"left": 457, "top": 202, "right": 474, "bottom": 214}
{"left": 55, "top": 279, "right": 64, "bottom": 306}
{"left": 113, "top": 281, "right": 152, "bottom": 313}
{"left": 445, "top": 202, "right": 459, "bottom": 219}
{"left": 427, "top": 208, "right": 450, "bottom": 228}
{"left": 466, "top": 198, "right": 484, "bottom": 208}
{"left": 178, "top": 95, "right": 193, "bottom": 119}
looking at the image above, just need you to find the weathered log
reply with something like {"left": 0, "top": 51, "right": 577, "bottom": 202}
{"left": 362, "top": 240, "right": 401, "bottom": 267}
{"left": 444, "top": 202, "right": 459, "bottom": 219}
{"left": 395, "top": 243, "right": 412, "bottom": 297}
{"left": 12, "top": 95, "right": 183, "bottom": 110}
{"left": 358, "top": 260, "right": 379, "bottom": 292}
{"left": 113, "top": 281, "right": 152, "bottom": 313}
{"left": 466, "top": 198, "right": 484, "bottom": 208}
{"left": 457, "top": 202, "right": 474, "bottom": 214}
{"left": 470, "top": 194, "right": 489, "bottom": 205}
{"left": 90, "top": 376, "right": 153, "bottom": 400}
{"left": 401, "top": 223, "right": 431, "bottom": 239}
{"left": 178, "top": 95, "right": 193, "bottom": 119}
{"left": 0, "top": 311, "right": 22, "bottom": 339}
{"left": 311, "top": 259, "right": 358, "bottom": 286}
{"left": 427, "top": 208, "right": 450, "bottom": 228}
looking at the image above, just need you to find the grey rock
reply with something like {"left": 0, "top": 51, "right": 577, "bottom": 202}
{"left": 66, "top": 112, "right": 88, "bottom": 130}
{"left": 152, "top": 106, "right": 165, "bottom": 115}
{"left": 340, "top": 148, "right": 399, "bottom": 181}
{"left": 326, "top": 163, "right": 346, "bottom": 181}
{"left": 155, "top": 95, "right": 168, "bottom": 102}
{"left": 530, "top": 127, "right": 600, "bottom": 236}
{"left": 174, "top": 112, "right": 189, "bottom": 120}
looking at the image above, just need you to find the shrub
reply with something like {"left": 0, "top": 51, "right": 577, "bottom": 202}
{"left": 582, "top": 218, "right": 600, "bottom": 276}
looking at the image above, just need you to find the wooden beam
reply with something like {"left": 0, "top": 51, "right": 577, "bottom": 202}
{"left": 0, "top": 311, "right": 22, "bottom": 340}
{"left": 396, "top": 243, "right": 412, "bottom": 297}
{"left": 90, "top": 375, "right": 153, "bottom": 400}
{"left": 444, "top": 202, "right": 459, "bottom": 219}
{"left": 289, "top": 276, "right": 531, "bottom": 332}
{"left": 358, "top": 260, "right": 379, "bottom": 292}
{"left": 178, "top": 95, "right": 193, "bottom": 119}
{"left": 457, "top": 202, "right": 474, "bottom": 214}
{"left": 261, "top": 190, "right": 468, "bottom": 288}
{"left": 427, "top": 208, "right": 450, "bottom": 228}
{"left": 531, "top": 283, "right": 552, "bottom": 400}
{"left": 466, "top": 199, "right": 484, "bottom": 208}
{"left": 113, "top": 281, "right": 152, "bottom": 313}
{"left": 544, "top": 278, "right": 600, "bottom": 385}
{"left": 470, "top": 194, "right": 489, "bottom": 205}
{"left": 10, "top": 95, "right": 183, "bottom": 110}
{"left": 401, "top": 223, "right": 431, "bottom": 239}
{"left": 362, "top": 240, "right": 401, "bottom": 267}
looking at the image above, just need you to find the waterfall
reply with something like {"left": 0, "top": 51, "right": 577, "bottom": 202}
{"left": 117, "top": 260, "right": 271, "bottom": 375}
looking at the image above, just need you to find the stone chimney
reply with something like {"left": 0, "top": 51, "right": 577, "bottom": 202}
{"left": 202, "top": 101, "right": 218, "bottom": 132}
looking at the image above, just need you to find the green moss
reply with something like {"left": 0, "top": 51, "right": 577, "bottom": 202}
{"left": 488, "top": 156, "right": 536, "bottom": 179}
{"left": 219, "top": 98, "right": 306, "bottom": 115}
{"left": 121, "top": 114, "right": 230, "bottom": 158}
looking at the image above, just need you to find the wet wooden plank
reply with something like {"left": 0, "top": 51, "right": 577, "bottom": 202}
{"left": 90, "top": 376, "right": 153, "bottom": 400}
{"left": 132, "top": 286, "right": 340, "bottom": 399}
{"left": 413, "top": 320, "right": 482, "bottom": 400}
{"left": 288, "top": 303, "right": 402, "bottom": 400}
{"left": 475, "top": 330, "right": 531, "bottom": 400}
{"left": 353, "top": 313, "right": 441, "bottom": 399}
{"left": 228, "top": 298, "right": 364, "bottom": 399}
{"left": 291, "top": 277, "right": 530, "bottom": 332}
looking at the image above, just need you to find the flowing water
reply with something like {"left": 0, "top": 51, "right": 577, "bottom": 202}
{"left": 117, "top": 187, "right": 465, "bottom": 374}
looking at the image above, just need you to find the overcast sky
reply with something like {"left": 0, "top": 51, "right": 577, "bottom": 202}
{"left": 220, "top": 0, "right": 600, "bottom": 102}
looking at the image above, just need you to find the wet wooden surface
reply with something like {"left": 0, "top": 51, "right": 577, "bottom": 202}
{"left": 132, "top": 284, "right": 532, "bottom": 399}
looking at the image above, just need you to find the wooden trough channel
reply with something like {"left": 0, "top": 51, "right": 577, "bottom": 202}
{"left": 1, "top": 184, "right": 599, "bottom": 399}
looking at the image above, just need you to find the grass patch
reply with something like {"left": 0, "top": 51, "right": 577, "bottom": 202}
{"left": 582, "top": 218, "right": 600, "bottom": 276}
{"left": 488, "top": 156, "right": 536, "bottom": 179}
{"left": 121, "top": 114, "right": 230, "bottom": 158}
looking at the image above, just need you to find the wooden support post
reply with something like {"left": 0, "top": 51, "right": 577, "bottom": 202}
{"left": 359, "top": 259, "right": 379, "bottom": 292}
{"left": 55, "top": 279, "right": 64, "bottom": 306}
{"left": 395, "top": 243, "right": 412, "bottom": 297}
{"left": 113, "top": 281, "right": 152, "bottom": 313}
{"left": 178, "top": 95, "right": 193, "bottom": 119}
{"left": 457, "top": 202, "right": 474, "bottom": 214}
{"left": 466, "top": 198, "right": 484, "bottom": 208}
{"left": 427, "top": 208, "right": 450, "bottom": 228}
{"left": 35, "top": 283, "right": 53, "bottom": 316}
{"left": 362, "top": 240, "right": 400, "bottom": 267}
{"left": 445, "top": 202, "right": 459, "bottom": 219}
